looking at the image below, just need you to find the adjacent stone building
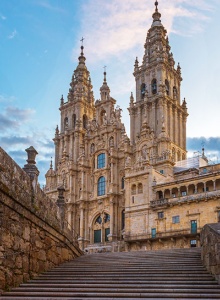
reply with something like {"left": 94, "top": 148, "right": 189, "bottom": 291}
{"left": 45, "top": 2, "right": 220, "bottom": 252}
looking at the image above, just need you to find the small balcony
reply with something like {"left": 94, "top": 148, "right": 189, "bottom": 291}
{"left": 125, "top": 228, "right": 200, "bottom": 243}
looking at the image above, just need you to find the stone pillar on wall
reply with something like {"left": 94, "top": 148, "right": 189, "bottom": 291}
{"left": 23, "top": 146, "right": 39, "bottom": 193}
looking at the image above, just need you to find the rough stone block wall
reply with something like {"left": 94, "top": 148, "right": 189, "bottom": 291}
{"left": 201, "top": 223, "right": 220, "bottom": 283}
{"left": 0, "top": 147, "right": 82, "bottom": 291}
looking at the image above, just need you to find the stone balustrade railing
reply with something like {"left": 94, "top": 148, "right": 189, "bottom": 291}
{"left": 150, "top": 190, "right": 220, "bottom": 208}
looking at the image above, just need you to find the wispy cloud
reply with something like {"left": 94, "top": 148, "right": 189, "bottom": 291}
{"left": 8, "top": 29, "right": 17, "bottom": 39}
{"left": 35, "top": 1, "right": 66, "bottom": 14}
{"left": 0, "top": 14, "right": 6, "bottom": 20}
{"left": 0, "top": 106, "right": 35, "bottom": 132}
{"left": 74, "top": 0, "right": 215, "bottom": 63}
{"left": 187, "top": 137, "right": 220, "bottom": 164}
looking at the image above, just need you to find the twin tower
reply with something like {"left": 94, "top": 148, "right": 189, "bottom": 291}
{"left": 45, "top": 2, "right": 188, "bottom": 251}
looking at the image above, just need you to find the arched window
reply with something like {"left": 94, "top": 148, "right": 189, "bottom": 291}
{"left": 104, "top": 213, "right": 110, "bottom": 223}
{"left": 121, "top": 177, "right": 125, "bottom": 189}
{"left": 141, "top": 83, "right": 146, "bottom": 99}
{"left": 131, "top": 184, "right": 136, "bottom": 195}
{"left": 95, "top": 215, "right": 102, "bottom": 224}
{"left": 151, "top": 79, "right": 157, "bottom": 95}
{"left": 97, "top": 153, "right": 105, "bottom": 169}
{"left": 165, "top": 79, "right": 169, "bottom": 96}
{"left": 72, "top": 114, "right": 76, "bottom": 129}
{"left": 83, "top": 114, "right": 88, "bottom": 129}
{"left": 98, "top": 176, "right": 106, "bottom": 196}
{"left": 138, "top": 183, "right": 143, "bottom": 194}
{"left": 64, "top": 117, "right": 68, "bottom": 129}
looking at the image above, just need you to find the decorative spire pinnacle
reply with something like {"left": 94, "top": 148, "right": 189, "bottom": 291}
{"left": 103, "top": 66, "right": 107, "bottom": 83}
{"left": 78, "top": 37, "right": 86, "bottom": 65}
{"left": 60, "top": 94, "right": 64, "bottom": 106}
{"left": 50, "top": 157, "right": 53, "bottom": 169}
{"left": 152, "top": 1, "right": 162, "bottom": 27}
{"left": 155, "top": 1, "right": 158, "bottom": 12}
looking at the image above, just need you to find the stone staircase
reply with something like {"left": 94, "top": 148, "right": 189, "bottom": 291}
{"left": 2, "top": 248, "right": 220, "bottom": 299}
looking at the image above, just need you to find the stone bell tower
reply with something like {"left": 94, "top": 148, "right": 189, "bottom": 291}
{"left": 53, "top": 43, "right": 95, "bottom": 169}
{"left": 129, "top": 1, "right": 188, "bottom": 163}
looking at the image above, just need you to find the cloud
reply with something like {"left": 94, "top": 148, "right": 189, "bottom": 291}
{"left": 0, "top": 106, "right": 35, "bottom": 132}
{"left": 0, "top": 14, "right": 6, "bottom": 20}
{"left": 73, "top": 0, "right": 215, "bottom": 63}
{"left": 8, "top": 29, "right": 17, "bottom": 39}
{"left": 35, "top": 1, "right": 66, "bottom": 14}
{"left": 0, "top": 95, "right": 16, "bottom": 103}
{"left": 187, "top": 137, "right": 220, "bottom": 163}
{"left": 6, "top": 106, "right": 35, "bottom": 122}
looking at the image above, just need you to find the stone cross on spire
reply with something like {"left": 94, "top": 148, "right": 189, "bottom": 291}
{"left": 155, "top": 1, "right": 159, "bottom": 12}
{"left": 103, "top": 66, "right": 107, "bottom": 82}
{"left": 80, "top": 37, "right": 85, "bottom": 46}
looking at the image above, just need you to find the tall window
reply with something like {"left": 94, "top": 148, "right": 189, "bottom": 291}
{"left": 172, "top": 215, "right": 180, "bottom": 224}
{"left": 151, "top": 228, "right": 156, "bottom": 238}
{"left": 165, "top": 79, "right": 169, "bottom": 96}
{"left": 97, "top": 153, "right": 105, "bottom": 169}
{"left": 141, "top": 83, "right": 146, "bottom": 99}
{"left": 64, "top": 117, "right": 68, "bottom": 129}
{"left": 72, "top": 114, "right": 76, "bottom": 129}
{"left": 83, "top": 114, "right": 88, "bottom": 129}
{"left": 98, "top": 176, "right": 106, "bottom": 196}
{"left": 151, "top": 79, "right": 157, "bottom": 94}
{"left": 121, "top": 177, "right": 125, "bottom": 189}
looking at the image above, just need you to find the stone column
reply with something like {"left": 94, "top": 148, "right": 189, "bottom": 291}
{"left": 152, "top": 102, "right": 156, "bottom": 133}
{"left": 108, "top": 197, "right": 117, "bottom": 242}
{"left": 23, "top": 146, "right": 39, "bottom": 193}
{"left": 78, "top": 203, "right": 84, "bottom": 249}
{"left": 56, "top": 185, "right": 66, "bottom": 230}
{"left": 179, "top": 112, "right": 183, "bottom": 149}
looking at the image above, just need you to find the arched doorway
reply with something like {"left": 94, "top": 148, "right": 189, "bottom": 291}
{"left": 92, "top": 213, "right": 110, "bottom": 244}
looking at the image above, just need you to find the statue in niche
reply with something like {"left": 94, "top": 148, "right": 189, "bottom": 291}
{"left": 91, "top": 119, "right": 98, "bottom": 131}
{"left": 110, "top": 109, "right": 116, "bottom": 124}
{"left": 102, "top": 113, "right": 107, "bottom": 125}
{"left": 115, "top": 106, "right": 122, "bottom": 120}
{"left": 125, "top": 156, "right": 131, "bottom": 167}
{"left": 142, "top": 145, "right": 148, "bottom": 160}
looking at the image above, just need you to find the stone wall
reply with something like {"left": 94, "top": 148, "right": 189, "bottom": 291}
{"left": 201, "top": 223, "right": 220, "bottom": 283}
{"left": 0, "top": 147, "right": 82, "bottom": 291}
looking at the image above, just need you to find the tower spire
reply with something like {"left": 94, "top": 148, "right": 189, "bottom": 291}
{"left": 152, "top": 0, "right": 162, "bottom": 26}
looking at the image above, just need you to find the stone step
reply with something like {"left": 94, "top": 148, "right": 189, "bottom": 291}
{"left": 2, "top": 248, "right": 220, "bottom": 299}
{"left": 16, "top": 283, "right": 220, "bottom": 289}
{"left": 2, "top": 291, "right": 220, "bottom": 298}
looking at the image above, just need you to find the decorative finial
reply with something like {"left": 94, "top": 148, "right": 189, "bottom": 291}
{"left": 103, "top": 65, "right": 107, "bottom": 82}
{"left": 80, "top": 37, "right": 85, "bottom": 46}
{"left": 80, "top": 37, "right": 85, "bottom": 56}
{"left": 50, "top": 157, "right": 53, "bottom": 169}
{"left": 60, "top": 95, "right": 64, "bottom": 106}
{"left": 155, "top": 1, "right": 158, "bottom": 12}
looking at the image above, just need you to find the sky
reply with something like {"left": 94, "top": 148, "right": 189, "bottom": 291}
{"left": 0, "top": 0, "right": 220, "bottom": 185}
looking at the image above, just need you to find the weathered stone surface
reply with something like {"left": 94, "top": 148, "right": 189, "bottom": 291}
{"left": 201, "top": 223, "right": 220, "bottom": 284}
{"left": 0, "top": 146, "right": 83, "bottom": 291}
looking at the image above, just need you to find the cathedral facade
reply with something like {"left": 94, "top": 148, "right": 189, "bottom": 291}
{"left": 45, "top": 3, "right": 220, "bottom": 252}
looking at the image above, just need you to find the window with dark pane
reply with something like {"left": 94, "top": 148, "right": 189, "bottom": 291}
{"left": 105, "top": 228, "right": 110, "bottom": 241}
{"left": 98, "top": 176, "right": 106, "bottom": 196}
{"left": 97, "top": 153, "right": 105, "bottom": 169}
{"left": 94, "top": 229, "right": 101, "bottom": 243}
